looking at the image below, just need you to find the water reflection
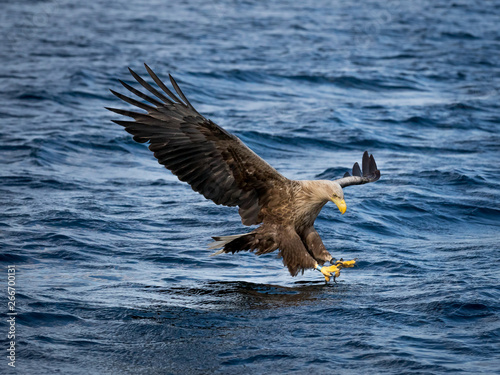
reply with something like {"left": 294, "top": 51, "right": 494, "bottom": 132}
{"left": 147, "top": 280, "right": 354, "bottom": 312}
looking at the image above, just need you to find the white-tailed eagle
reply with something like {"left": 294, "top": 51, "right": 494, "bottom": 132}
{"left": 107, "top": 65, "right": 381, "bottom": 282}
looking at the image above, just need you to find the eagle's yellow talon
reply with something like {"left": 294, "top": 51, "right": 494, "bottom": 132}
{"left": 316, "top": 259, "right": 357, "bottom": 282}
{"left": 336, "top": 259, "right": 356, "bottom": 268}
{"left": 320, "top": 264, "right": 341, "bottom": 282}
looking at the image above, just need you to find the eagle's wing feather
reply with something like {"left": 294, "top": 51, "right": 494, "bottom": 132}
{"left": 335, "top": 151, "right": 381, "bottom": 188}
{"left": 107, "top": 65, "right": 288, "bottom": 226}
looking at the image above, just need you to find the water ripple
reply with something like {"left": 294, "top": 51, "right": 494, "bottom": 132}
{"left": 1, "top": 0, "right": 500, "bottom": 374}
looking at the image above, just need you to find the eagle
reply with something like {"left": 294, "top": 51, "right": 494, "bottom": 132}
{"left": 107, "top": 65, "right": 381, "bottom": 282}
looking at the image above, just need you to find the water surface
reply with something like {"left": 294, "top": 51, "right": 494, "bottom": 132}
{"left": 1, "top": 0, "right": 500, "bottom": 373}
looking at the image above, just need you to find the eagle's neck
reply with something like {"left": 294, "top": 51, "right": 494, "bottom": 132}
{"left": 290, "top": 180, "right": 338, "bottom": 228}
{"left": 298, "top": 180, "right": 336, "bottom": 204}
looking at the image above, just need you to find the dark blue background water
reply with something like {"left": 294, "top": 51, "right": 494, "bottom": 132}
{"left": 1, "top": 0, "right": 500, "bottom": 373}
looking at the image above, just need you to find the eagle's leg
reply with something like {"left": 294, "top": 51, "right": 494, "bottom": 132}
{"left": 299, "top": 228, "right": 357, "bottom": 282}
{"left": 301, "top": 227, "right": 339, "bottom": 282}
{"left": 278, "top": 228, "right": 321, "bottom": 277}
{"left": 301, "top": 227, "right": 333, "bottom": 265}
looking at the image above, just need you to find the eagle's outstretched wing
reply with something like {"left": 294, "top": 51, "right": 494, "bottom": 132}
{"left": 334, "top": 151, "right": 381, "bottom": 188}
{"left": 106, "top": 64, "right": 288, "bottom": 225}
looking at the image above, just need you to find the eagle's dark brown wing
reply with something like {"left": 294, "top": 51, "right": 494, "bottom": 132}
{"left": 106, "top": 64, "right": 288, "bottom": 225}
{"left": 334, "top": 151, "right": 381, "bottom": 188}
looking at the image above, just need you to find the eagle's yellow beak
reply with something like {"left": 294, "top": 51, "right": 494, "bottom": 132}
{"left": 332, "top": 197, "right": 346, "bottom": 215}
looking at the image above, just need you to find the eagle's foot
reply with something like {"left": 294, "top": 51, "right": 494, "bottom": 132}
{"left": 320, "top": 264, "right": 341, "bottom": 283}
{"left": 333, "top": 258, "right": 357, "bottom": 268}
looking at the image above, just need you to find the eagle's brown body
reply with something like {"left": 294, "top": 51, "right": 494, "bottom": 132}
{"left": 108, "top": 65, "right": 380, "bottom": 277}
{"left": 211, "top": 180, "right": 338, "bottom": 275}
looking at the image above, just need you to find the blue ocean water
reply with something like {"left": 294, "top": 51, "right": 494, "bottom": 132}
{"left": 1, "top": 0, "right": 500, "bottom": 373}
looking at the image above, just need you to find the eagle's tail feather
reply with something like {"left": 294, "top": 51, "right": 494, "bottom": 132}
{"left": 209, "top": 233, "right": 254, "bottom": 255}
{"left": 209, "top": 229, "right": 278, "bottom": 256}
{"left": 209, "top": 234, "right": 247, "bottom": 252}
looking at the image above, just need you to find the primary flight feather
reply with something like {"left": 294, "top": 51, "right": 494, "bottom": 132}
{"left": 107, "top": 64, "right": 381, "bottom": 282}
